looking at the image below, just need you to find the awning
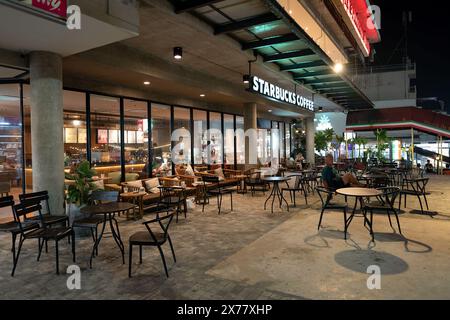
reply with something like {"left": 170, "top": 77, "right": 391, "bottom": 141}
{"left": 170, "top": 0, "right": 374, "bottom": 110}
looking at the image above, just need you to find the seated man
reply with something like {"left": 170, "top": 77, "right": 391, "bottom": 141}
{"left": 321, "top": 154, "right": 362, "bottom": 190}
{"left": 425, "top": 160, "right": 434, "bottom": 173}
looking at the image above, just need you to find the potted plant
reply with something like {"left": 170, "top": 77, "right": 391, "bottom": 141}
{"left": 65, "top": 160, "right": 97, "bottom": 228}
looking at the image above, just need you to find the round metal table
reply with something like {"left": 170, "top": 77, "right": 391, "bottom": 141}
{"left": 80, "top": 202, "right": 134, "bottom": 268}
{"left": 336, "top": 188, "right": 383, "bottom": 240}
{"left": 262, "top": 177, "right": 291, "bottom": 213}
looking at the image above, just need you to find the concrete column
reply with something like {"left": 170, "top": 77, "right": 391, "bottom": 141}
{"left": 30, "top": 51, "right": 65, "bottom": 215}
{"left": 305, "top": 116, "right": 315, "bottom": 166}
{"left": 243, "top": 103, "right": 257, "bottom": 168}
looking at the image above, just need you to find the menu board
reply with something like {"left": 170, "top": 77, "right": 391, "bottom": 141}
{"left": 127, "top": 131, "right": 136, "bottom": 144}
{"left": 97, "top": 129, "right": 108, "bottom": 144}
{"left": 109, "top": 130, "right": 120, "bottom": 144}
{"left": 78, "top": 128, "right": 87, "bottom": 144}
{"left": 65, "top": 128, "right": 78, "bottom": 143}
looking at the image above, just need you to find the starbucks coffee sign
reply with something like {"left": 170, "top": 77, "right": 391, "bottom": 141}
{"left": 249, "top": 76, "right": 314, "bottom": 112}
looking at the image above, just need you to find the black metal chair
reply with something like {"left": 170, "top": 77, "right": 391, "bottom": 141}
{"left": 158, "top": 186, "right": 186, "bottom": 222}
{"left": 316, "top": 187, "right": 348, "bottom": 239}
{"left": 128, "top": 210, "right": 176, "bottom": 278}
{"left": 282, "top": 174, "right": 308, "bottom": 207}
{"left": 71, "top": 191, "right": 119, "bottom": 256}
{"left": 201, "top": 175, "right": 235, "bottom": 214}
{"left": 11, "top": 201, "right": 75, "bottom": 276}
{"left": 399, "top": 178, "right": 430, "bottom": 216}
{"left": 19, "top": 191, "right": 69, "bottom": 227}
{"left": 303, "top": 171, "right": 319, "bottom": 194}
{"left": 0, "top": 196, "right": 40, "bottom": 272}
{"left": 244, "top": 170, "right": 269, "bottom": 196}
{"left": 363, "top": 187, "right": 402, "bottom": 235}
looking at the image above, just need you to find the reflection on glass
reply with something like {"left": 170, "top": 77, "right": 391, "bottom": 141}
{"left": 152, "top": 104, "right": 171, "bottom": 176}
{"left": 209, "top": 112, "right": 222, "bottom": 165}
{"left": 124, "top": 99, "right": 148, "bottom": 179}
{"left": 0, "top": 83, "right": 24, "bottom": 195}
{"left": 236, "top": 116, "right": 244, "bottom": 164}
{"left": 193, "top": 110, "right": 207, "bottom": 165}
{"left": 286, "top": 123, "right": 291, "bottom": 158}
{"left": 279, "top": 122, "right": 285, "bottom": 160}
{"left": 224, "top": 114, "right": 234, "bottom": 166}
{"left": 173, "top": 107, "right": 191, "bottom": 166}
{"left": 63, "top": 90, "right": 87, "bottom": 169}
{"left": 90, "top": 95, "right": 121, "bottom": 173}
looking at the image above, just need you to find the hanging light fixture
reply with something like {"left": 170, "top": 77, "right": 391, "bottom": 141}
{"left": 173, "top": 47, "right": 182, "bottom": 60}
{"left": 243, "top": 52, "right": 258, "bottom": 84}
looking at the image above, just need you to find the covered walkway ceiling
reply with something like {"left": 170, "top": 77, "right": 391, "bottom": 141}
{"left": 170, "top": 0, "right": 374, "bottom": 110}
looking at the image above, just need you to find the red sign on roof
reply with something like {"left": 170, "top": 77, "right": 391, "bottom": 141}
{"left": 32, "top": 0, "right": 67, "bottom": 18}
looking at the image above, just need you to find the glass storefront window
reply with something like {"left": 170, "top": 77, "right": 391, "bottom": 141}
{"left": 224, "top": 114, "right": 234, "bottom": 166}
{"left": 0, "top": 83, "right": 24, "bottom": 199}
{"left": 90, "top": 95, "right": 121, "bottom": 178}
{"left": 152, "top": 103, "right": 171, "bottom": 176}
{"left": 285, "top": 123, "right": 291, "bottom": 159}
{"left": 173, "top": 107, "right": 191, "bottom": 166}
{"left": 124, "top": 99, "right": 148, "bottom": 179}
{"left": 209, "top": 112, "right": 222, "bottom": 165}
{"left": 193, "top": 109, "right": 207, "bottom": 166}
{"left": 236, "top": 116, "right": 245, "bottom": 165}
{"left": 63, "top": 91, "right": 87, "bottom": 168}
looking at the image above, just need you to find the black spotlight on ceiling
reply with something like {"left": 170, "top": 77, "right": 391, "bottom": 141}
{"left": 173, "top": 47, "right": 182, "bottom": 60}
{"left": 243, "top": 52, "right": 258, "bottom": 84}
{"left": 318, "top": 106, "right": 323, "bottom": 112}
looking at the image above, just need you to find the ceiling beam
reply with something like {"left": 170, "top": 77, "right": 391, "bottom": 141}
{"left": 263, "top": 49, "right": 315, "bottom": 62}
{"left": 304, "top": 77, "right": 344, "bottom": 85}
{"left": 242, "top": 33, "right": 298, "bottom": 50}
{"left": 174, "top": 0, "right": 222, "bottom": 13}
{"left": 311, "top": 83, "right": 350, "bottom": 89}
{"left": 214, "top": 13, "right": 279, "bottom": 35}
{"left": 279, "top": 60, "right": 327, "bottom": 71}
{"left": 293, "top": 70, "right": 334, "bottom": 79}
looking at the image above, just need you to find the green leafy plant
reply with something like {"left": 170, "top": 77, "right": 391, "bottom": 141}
{"left": 315, "top": 128, "right": 334, "bottom": 154}
{"left": 374, "top": 129, "right": 391, "bottom": 162}
{"left": 65, "top": 160, "right": 97, "bottom": 206}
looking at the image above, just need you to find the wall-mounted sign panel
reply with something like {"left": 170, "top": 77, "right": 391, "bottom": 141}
{"left": 248, "top": 76, "right": 315, "bottom": 112}
{"left": 8, "top": 0, "right": 68, "bottom": 19}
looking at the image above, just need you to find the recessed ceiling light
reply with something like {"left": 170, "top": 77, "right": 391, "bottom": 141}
{"left": 333, "top": 63, "right": 344, "bottom": 73}
{"left": 72, "top": 120, "right": 82, "bottom": 126}
{"left": 200, "top": 94, "right": 205, "bottom": 97}
{"left": 268, "top": 109, "right": 272, "bottom": 112}
{"left": 143, "top": 81, "right": 150, "bottom": 85}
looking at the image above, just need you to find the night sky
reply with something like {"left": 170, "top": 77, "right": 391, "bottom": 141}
{"left": 371, "top": 0, "right": 450, "bottom": 112}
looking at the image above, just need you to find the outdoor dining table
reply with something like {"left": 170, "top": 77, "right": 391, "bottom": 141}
{"left": 336, "top": 187, "right": 383, "bottom": 240}
{"left": 262, "top": 176, "right": 291, "bottom": 213}
{"left": 80, "top": 202, "right": 134, "bottom": 268}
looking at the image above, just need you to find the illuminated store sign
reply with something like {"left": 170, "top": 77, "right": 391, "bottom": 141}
{"left": 10, "top": 0, "right": 67, "bottom": 19}
{"left": 249, "top": 76, "right": 314, "bottom": 112}
{"left": 340, "top": 0, "right": 371, "bottom": 57}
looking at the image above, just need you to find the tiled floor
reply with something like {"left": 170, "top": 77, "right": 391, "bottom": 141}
{"left": 1, "top": 175, "right": 449, "bottom": 300}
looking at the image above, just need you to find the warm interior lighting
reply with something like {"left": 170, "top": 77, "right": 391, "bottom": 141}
{"left": 143, "top": 81, "right": 150, "bottom": 85}
{"left": 268, "top": 109, "right": 272, "bottom": 113}
{"left": 200, "top": 94, "right": 205, "bottom": 97}
{"left": 334, "top": 63, "right": 344, "bottom": 73}
{"left": 173, "top": 47, "right": 182, "bottom": 60}
{"left": 243, "top": 74, "right": 250, "bottom": 84}
{"left": 72, "top": 120, "right": 82, "bottom": 126}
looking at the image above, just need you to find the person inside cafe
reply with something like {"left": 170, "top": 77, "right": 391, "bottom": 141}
{"left": 295, "top": 152, "right": 305, "bottom": 170}
{"left": 425, "top": 160, "right": 434, "bottom": 173}
{"left": 321, "top": 153, "right": 363, "bottom": 190}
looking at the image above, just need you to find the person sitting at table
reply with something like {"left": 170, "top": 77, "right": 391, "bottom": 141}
{"left": 295, "top": 152, "right": 305, "bottom": 170}
{"left": 321, "top": 154, "right": 362, "bottom": 190}
{"left": 425, "top": 160, "right": 434, "bottom": 173}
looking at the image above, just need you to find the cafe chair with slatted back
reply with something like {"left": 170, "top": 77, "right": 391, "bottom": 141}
{"left": 11, "top": 201, "right": 75, "bottom": 276}
{"left": 128, "top": 210, "right": 176, "bottom": 278}
{"left": 316, "top": 186, "right": 349, "bottom": 239}
{"left": 201, "top": 175, "right": 235, "bottom": 214}
{"left": 399, "top": 177, "right": 430, "bottom": 216}
{"left": 19, "top": 191, "right": 69, "bottom": 227}
{"left": 0, "top": 196, "right": 40, "bottom": 271}
{"left": 158, "top": 185, "right": 186, "bottom": 222}
{"left": 363, "top": 187, "right": 402, "bottom": 235}
{"left": 70, "top": 191, "right": 119, "bottom": 256}
{"left": 282, "top": 174, "right": 308, "bottom": 207}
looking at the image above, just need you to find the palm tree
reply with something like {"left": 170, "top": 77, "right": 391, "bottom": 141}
{"left": 374, "top": 129, "right": 391, "bottom": 162}
{"left": 334, "top": 135, "right": 346, "bottom": 159}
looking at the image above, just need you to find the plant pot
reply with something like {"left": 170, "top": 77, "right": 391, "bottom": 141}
{"left": 66, "top": 203, "right": 91, "bottom": 238}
